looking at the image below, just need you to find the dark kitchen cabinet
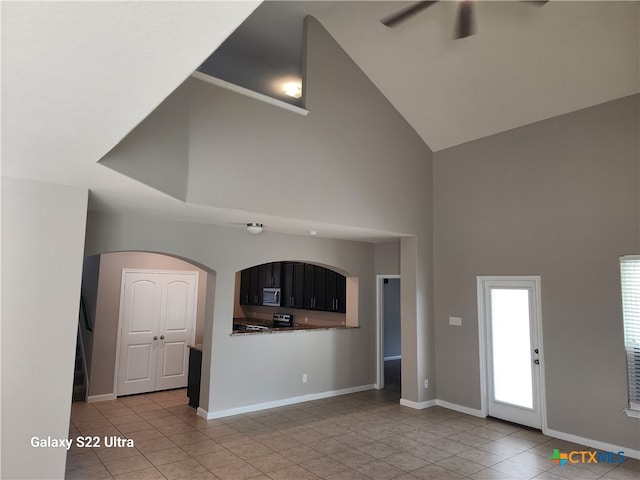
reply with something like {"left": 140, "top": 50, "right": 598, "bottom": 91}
{"left": 283, "top": 262, "right": 304, "bottom": 308}
{"left": 240, "top": 262, "right": 346, "bottom": 313}
{"left": 240, "top": 269, "right": 251, "bottom": 305}
{"left": 249, "top": 265, "right": 260, "bottom": 304}
{"left": 303, "top": 265, "right": 314, "bottom": 309}
{"left": 240, "top": 262, "right": 282, "bottom": 305}
{"left": 240, "top": 265, "right": 260, "bottom": 305}
{"left": 259, "top": 262, "right": 281, "bottom": 288}
{"left": 187, "top": 346, "right": 202, "bottom": 408}
{"left": 314, "top": 266, "right": 327, "bottom": 310}
{"left": 304, "top": 264, "right": 326, "bottom": 310}
{"left": 326, "top": 270, "right": 346, "bottom": 313}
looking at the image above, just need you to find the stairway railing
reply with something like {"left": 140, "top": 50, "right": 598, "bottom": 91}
{"left": 75, "top": 325, "right": 90, "bottom": 401}
{"left": 79, "top": 291, "right": 92, "bottom": 332}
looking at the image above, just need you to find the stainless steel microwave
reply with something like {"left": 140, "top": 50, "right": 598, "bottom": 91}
{"left": 262, "top": 287, "right": 281, "bottom": 307}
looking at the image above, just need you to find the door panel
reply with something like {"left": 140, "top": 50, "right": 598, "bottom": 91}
{"left": 164, "top": 280, "right": 191, "bottom": 331}
{"left": 160, "top": 341, "right": 187, "bottom": 377}
{"left": 130, "top": 281, "right": 158, "bottom": 333}
{"left": 155, "top": 273, "right": 197, "bottom": 390}
{"left": 118, "top": 274, "right": 162, "bottom": 395}
{"left": 124, "top": 344, "right": 153, "bottom": 381}
{"left": 479, "top": 277, "right": 543, "bottom": 429}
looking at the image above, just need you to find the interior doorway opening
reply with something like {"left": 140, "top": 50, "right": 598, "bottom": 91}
{"left": 76, "top": 251, "right": 213, "bottom": 403}
{"left": 377, "top": 275, "right": 401, "bottom": 392}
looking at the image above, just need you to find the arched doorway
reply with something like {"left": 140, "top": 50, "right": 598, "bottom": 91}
{"left": 76, "top": 251, "right": 215, "bottom": 402}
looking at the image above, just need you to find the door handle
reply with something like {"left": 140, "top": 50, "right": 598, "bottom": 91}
{"left": 153, "top": 336, "right": 158, "bottom": 341}
{"left": 534, "top": 359, "right": 540, "bottom": 365}
{"left": 160, "top": 335, "right": 165, "bottom": 340}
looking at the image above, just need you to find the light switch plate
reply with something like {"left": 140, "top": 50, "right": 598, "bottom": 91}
{"left": 449, "top": 316, "right": 462, "bottom": 326}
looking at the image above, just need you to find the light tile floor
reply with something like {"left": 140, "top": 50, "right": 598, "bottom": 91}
{"left": 66, "top": 389, "right": 639, "bottom": 480}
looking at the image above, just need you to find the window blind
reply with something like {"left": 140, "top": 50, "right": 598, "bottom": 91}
{"left": 620, "top": 256, "right": 640, "bottom": 412}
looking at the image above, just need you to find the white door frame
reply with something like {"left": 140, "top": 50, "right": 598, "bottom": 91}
{"left": 114, "top": 268, "right": 198, "bottom": 396}
{"left": 376, "top": 274, "right": 401, "bottom": 389}
{"left": 477, "top": 275, "right": 547, "bottom": 430}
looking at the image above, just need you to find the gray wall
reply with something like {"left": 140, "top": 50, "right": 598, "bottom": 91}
{"left": 383, "top": 278, "right": 401, "bottom": 358}
{"left": 85, "top": 211, "right": 377, "bottom": 415}
{"left": 185, "top": 17, "right": 432, "bottom": 237}
{"left": 99, "top": 17, "right": 434, "bottom": 405}
{"left": 88, "top": 251, "right": 208, "bottom": 397}
{"left": 1, "top": 177, "right": 88, "bottom": 479}
{"left": 433, "top": 94, "right": 640, "bottom": 449}
{"left": 99, "top": 82, "right": 191, "bottom": 201}
{"left": 375, "top": 240, "right": 400, "bottom": 275}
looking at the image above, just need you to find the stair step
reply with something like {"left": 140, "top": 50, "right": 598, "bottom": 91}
{"left": 72, "top": 384, "right": 86, "bottom": 402}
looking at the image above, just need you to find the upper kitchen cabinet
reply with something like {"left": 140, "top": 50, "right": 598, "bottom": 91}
{"left": 240, "top": 266, "right": 261, "bottom": 305}
{"left": 304, "top": 264, "right": 326, "bottom": 310}
{"left": 259, "top": 262, "right": 281, "bottom": 288}
{"left": 326, "top": 269, "right": 346, "bottom": 313}
{"left": 239, "top": 262, "right": 282, "bottom": 306}
{"left": 283, "top": 262, "right": 304, "bottom": 309}
{"left": 240, "top": 261, "right": 346, "bottom": 314}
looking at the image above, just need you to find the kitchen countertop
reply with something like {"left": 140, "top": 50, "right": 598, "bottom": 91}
{"left": 231, "top": 318, "right": 358, "bottom": 335}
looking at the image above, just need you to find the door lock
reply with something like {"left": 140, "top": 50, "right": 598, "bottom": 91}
{"left": 160, "top": 335, "right": 165, "bottom": 340}
{"left": 153, "top": 336, "right": 158, "bottom": 340}
{"left": 534, "top": 359, "right": 540, "bottom": 364}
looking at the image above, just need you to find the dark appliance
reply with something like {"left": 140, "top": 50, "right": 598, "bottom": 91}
{"left": 273, "top": 313, "right": 293, "bottom": 328}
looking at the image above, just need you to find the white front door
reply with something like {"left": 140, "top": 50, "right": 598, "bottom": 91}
{"left": 478, "top": 276, "right": 544, "bottom": 429}
{"left": 117, "top": 270, "right": 198, "bottom": 396}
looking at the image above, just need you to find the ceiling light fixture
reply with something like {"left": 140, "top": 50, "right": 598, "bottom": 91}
{"left": 246, "top": 223, "right": 264, "bottom": 234}
{"left": 283, "top": 81, "right": 302, "bottom": 99}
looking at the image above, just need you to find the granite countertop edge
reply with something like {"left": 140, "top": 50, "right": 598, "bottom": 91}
{"left": 230, "top": 325, "right": 359, "bottom": 336}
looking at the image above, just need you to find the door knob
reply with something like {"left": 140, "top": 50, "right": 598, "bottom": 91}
{"left": 160, "top": 335, "right": 165, "bottom": 340}
{"left": 534, "top": 359, "right": 540, "bottom": 364}
{"left": 534, "top": 348, "right": 539, "bottom": 354}
{"left": 153, "top": 336, "right": 158, "bottom": 341}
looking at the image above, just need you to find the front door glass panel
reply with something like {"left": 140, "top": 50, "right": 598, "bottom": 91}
{"left": 490, "top": 288, "right": 533, "bottom": 409}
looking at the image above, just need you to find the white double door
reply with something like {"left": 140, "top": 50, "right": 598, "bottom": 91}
{"left": 117, "top": 269, "right": 198, "bottom": 396}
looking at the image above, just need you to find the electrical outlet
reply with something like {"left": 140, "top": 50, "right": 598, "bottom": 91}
{"left": 449, "top": 316, "right": 462, "bottom": 326}
{"left": 302, "top": 374, "right": 308, "bottom": 383}
{"left": 305, "top": 317, "right": 308, "bottom": 324}
{"left": 424, "top": 379, "right": 429, "bottom": 389}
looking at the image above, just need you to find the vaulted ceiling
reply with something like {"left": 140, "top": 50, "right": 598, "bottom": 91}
{"left": 210, "top": 1, "right": 639, "bottom": 151}
{"left": 3, "top": 1, "right": 639, "bottom": 240}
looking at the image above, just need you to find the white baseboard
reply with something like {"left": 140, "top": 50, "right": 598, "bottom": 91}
{"left": 435, "top": 399, "right": 485, "bottom": 418}
{"left": 430, "top": 400, "right": 638, "bottom": 459}
{"left": 544, "top": 427, "right": 640, "bottom": 460}
{"left": 196, "top": 407, "right": 209, "bottom": 419}
{"left": 400, "top": 398, "right": 437, "bottom": 410}
{"left": 200, "top": 384, "right": 376, "bottom": 420}
{"left": 87, "top": 393, "right": 116, "bottom": 403}
{"left": 384, "top": 355, "right": 402, "bottom": 361}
